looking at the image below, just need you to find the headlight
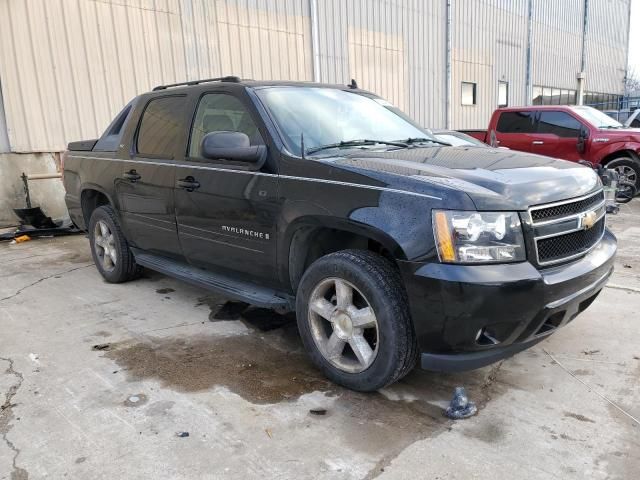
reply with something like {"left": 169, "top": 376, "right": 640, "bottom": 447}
{"left": 433, "top": 210, "right": 525, "bottom": 263}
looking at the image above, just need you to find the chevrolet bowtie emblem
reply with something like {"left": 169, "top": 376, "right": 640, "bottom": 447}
{"left": 581, "top": 210, "right": 598, "bottom": 230}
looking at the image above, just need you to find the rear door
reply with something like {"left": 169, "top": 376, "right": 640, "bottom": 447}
{"left": 494, "top": 110, "right": 536, "bottom": 152}
{"left": 174, "top": 90, "right": 280, "bottom": 284}
{"left": 530, "top": 110, "right": 584, "bottom": 161}
{"left": 117, "top": 95, "right": 186, "bottom": 259}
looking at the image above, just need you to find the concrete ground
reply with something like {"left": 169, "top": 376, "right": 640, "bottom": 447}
{"left": 1, "top": 203, "right": 639, "bottom": 480}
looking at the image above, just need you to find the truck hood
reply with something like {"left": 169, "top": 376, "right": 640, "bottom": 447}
{"left": 328, "top": 146, "right": 600, "bottom": 211}
{"left": 593, "top": 127, "right": 640, "bottom": 140}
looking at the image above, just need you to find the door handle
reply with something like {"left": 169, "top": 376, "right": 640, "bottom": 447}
{"left": 177, "top": 176, "right": 200, "bottom": 192}
{"left": 532, "top": 140, "right": 544, "bottom": 145}
{"left": 123, "top": 170, "right": 141, "bottom": 182}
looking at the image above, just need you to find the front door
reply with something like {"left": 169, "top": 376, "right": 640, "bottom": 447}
{"left": 117, "top": 95, "right": 187, "bottom": 259}
{"left": 174, "top": 92, "right": 280, "bottom": 284}
{"left": 530, "top": 110, "right": 584, "bottom": 161}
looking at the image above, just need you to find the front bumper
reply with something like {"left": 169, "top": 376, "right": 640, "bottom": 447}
{"left": 399, "top": 229, "right": 617, "bottom": 372}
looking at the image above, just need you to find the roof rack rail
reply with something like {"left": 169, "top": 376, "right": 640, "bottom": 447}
{"left": 152, "top": 76, "right": 241, "bottom": 91}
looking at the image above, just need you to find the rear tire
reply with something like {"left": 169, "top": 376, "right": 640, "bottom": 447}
{"left": 607, "top": 157, "right": 640, "bottom": 193}
{"left": 88, "top": 205, "right": 141, "bottom": 283}
{"left": 296, "top": 249, "right": 418, "bottom": 392}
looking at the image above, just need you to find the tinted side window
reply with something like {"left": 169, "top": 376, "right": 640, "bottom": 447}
{"left": 189, "top": 93, "right": 264, "bottom": 159}
{"left": 137, "top": 96, "right": 186, "bottom": 157}
{"left": 537, "top": 111, "right": 582, "bottom": 137}
{"left": 94, "top": 101, "right": 136, "bottom": 152}
{"left": 496, "top": 111, "right": 534, "bottom": 133}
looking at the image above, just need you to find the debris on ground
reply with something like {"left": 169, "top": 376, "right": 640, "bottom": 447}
{"left": 444, "top": 387, "right": 478, "bottom": 420}
{"left": 582, "top": 349, "right": 600, "bottom": 355}
{"left": 124, "top": 394, "right": 148, "bottom": 407}
{"left": 623, "top": 264, "right": 632, "bottom": 268}
{"left": 91, "top": 343, "right": 111, "bottom": 351}
{"left": 309, "top": 408, "right": 327, "bottom": 416}
{"left": 9, "top": 234, "right": 31, "bottom": 245}
{"left": 176, "top": 431, "right": 189, "bottom": 438}
{"left": 265, "top": 428, "right": 273, "bottom": 439}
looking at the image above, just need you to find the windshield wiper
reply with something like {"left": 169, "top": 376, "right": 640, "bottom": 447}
{"left": 599, "top": 125, "right": 622, "bottom": 129}
{"left": 306, "top": 139, "right": 408, "bottom": 155}
{"left": 399, "top": 137, "right": 451, "bottom": 147}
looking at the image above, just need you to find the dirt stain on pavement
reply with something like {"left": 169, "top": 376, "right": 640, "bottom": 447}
{"left": 105, "top": 323, "right": 332, "bottom": 404}
{"left": 103, "top": 304, "right": 505, "bottom": 476}
{"left": 156, "top": 288, "right": 175, "bottom": 295}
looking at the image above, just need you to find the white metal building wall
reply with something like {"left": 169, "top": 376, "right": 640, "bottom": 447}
{"left": 313, "top": 0, "right": 447, "bottom": 129}
{"left": 584, "top": 0, "right": 629, "bottom": 94}
{"left": 451, "top": 0, "right": 529, "bottom": 129}
{"left": 530, "top": 0, "right": 585, "bottom": 90}
{"left": 0, "top": 0, "right": 632, "bottom": 152}
{"left": 0, "top": 0, "right": 312, "bottom": 153}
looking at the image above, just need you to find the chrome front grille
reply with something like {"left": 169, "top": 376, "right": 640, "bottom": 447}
{"left": 530, "top": 190, "right": 604, "bottom": 222}
{"left": 529, "top": 190, "right": 606, "bottom": 266}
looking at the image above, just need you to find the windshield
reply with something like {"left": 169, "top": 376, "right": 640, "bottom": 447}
{"left": 255, "top": 87, "right": 433, "bottom": 156}
{"left": 571, "top": 106, "right": 623, "bottom": 128}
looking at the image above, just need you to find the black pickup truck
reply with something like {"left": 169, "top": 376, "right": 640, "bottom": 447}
{"left": 63, "top": 77, "right": 616, "bottom": 391}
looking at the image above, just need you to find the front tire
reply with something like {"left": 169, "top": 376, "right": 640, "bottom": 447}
{"left": 607, "top": 157, "right": 640, "bottom": 192}
{"left": 88, "top": 205, "right": 140, "bottom": 283}
{"left": 296, "top": 250, "right": 418, "bottom": 392}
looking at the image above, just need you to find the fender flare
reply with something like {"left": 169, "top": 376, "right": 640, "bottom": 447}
{"left": 592, "top": 142, "right": 640, "bottom": 164}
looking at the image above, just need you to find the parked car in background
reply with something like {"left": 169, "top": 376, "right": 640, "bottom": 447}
{"left": 431, "top": 129, "right": 489, "bottom": 147}
{"left": 462, "top": 105, "right": 640, "bottom": 190}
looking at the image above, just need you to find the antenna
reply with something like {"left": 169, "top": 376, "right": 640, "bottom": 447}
{"left": 300, "top": 133, "right": 306, "bottom": 160}
{"left": 349, "top": 79, "right": 358, "bottom": 89}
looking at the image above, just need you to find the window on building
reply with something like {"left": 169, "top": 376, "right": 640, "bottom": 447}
{"left": 137, "top": 96, "right": 186, "bottom": 157}
{"left": 537, "top": 111, "right": 582, "bottom": 137}
{"left": 461, "top": 82, "right": 476, "bottom": 105}
{"left": 533, "top": 85, "right": 578, "bottom": 106}
{"left": 189, "top": 93, "right": 264, "bottom": 159}
{"left": 532, "top": 86, "right": 543, "bottom": 105}
{"left": 498, "top": 81, "right": 508, "bottom": 107}
{"left": 496, "top": 111, "right": 535, "bottom": 133}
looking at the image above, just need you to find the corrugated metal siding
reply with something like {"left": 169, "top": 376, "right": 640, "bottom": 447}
{"left": 530, "top": 0, "right": 584, "bottom": 90}
{"left": 0, "top": 82, "right": 9, "bottom": 153}
{"left": 0, "top": 0, "right": 630, "bottom": 151}
{"left": 0, "top": 0, "right": 311, "bottom": 152}
{"left": 314, "top": 0, "right": 446, "bottom": 129}
{"left": 584, "top": 0, "right": 629, "bottom": 94}
{"left": 451, "top": 0, "right": 529, "bottom": 129}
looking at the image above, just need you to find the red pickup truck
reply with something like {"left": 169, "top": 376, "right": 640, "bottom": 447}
{"left": 463, "top": 105, "right": 640, "bottom": 189}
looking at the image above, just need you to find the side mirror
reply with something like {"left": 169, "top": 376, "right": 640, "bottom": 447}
{"left": 201, "top": 131, "right": 266, "bottom": 165}
{"left": 577, "top": 128, "right": 588, "bottom": 154}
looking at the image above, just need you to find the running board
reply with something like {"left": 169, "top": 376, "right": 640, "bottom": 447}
{"left": 132, "top": 251, "right": 294, "bottom": 310}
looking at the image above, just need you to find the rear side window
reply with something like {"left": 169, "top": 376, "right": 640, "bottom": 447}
{"left": 137, "top": 96, "right": 186, "bottom": 157}
{"left": 94, "top": 101, "right": 135, "bottom": 152}
{"left": 496, "top": 111, "right": 534, "bottom": 133}
{"left": 537, "top": 111, "right": 581, "bottom": 137}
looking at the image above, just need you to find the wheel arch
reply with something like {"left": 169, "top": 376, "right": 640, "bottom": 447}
{"left": 595, "top": 145, "right": 640, "bottom": 165}
{"left": 80, "top": 185, "right": 116, "bottom": 229}
{"left": 284, "top": 216, "right": 406, "bottom": 291}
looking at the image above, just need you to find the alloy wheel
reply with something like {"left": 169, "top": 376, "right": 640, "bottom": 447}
{"left": 94, "top": 220, "right": 117, "bottom": 272}
{"left": 307, "top": 277, "right": 379, "bottom": 373}
{"left": 613, "top": 165, "right": 637, "bottom": 185}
